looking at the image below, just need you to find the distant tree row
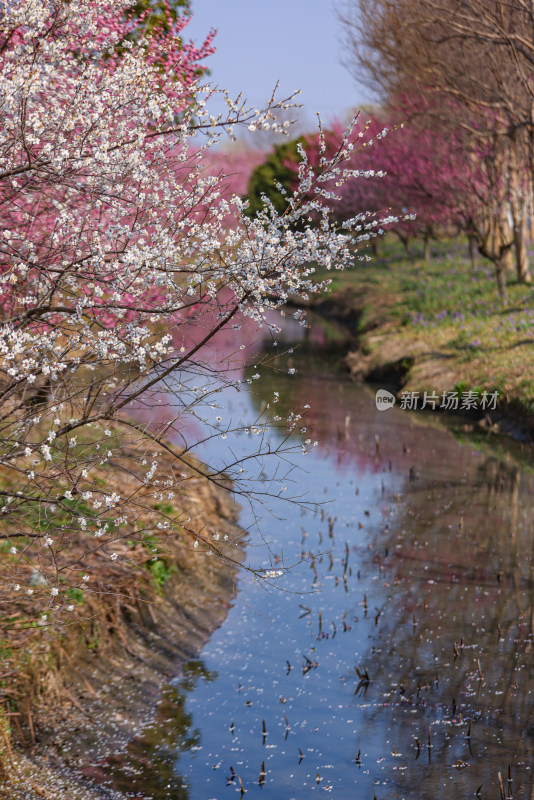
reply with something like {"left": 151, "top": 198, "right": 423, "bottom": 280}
{"left": 243, "top": 0, "right": 534, "bottom": 297}
{"left": 342, "top": 0, "right": 534, "bottom": 295}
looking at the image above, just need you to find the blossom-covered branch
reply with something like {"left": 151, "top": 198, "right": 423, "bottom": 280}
{"left": 0, "top": 0, "right": 388, "bottom": 627}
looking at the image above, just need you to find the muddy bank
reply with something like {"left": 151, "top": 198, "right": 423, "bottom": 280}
{"left": 1, "top": 478, "right": 244, "bottom": 800}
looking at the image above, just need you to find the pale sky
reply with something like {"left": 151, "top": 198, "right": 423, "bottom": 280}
{"left": 185, "top": 0, "right": 374, "bottom": 129}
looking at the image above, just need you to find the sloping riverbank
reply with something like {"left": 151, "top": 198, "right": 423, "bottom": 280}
{"left": 0, "top": 470, "right": 244, "bottom": 800}
{"left": 294, "top": 239, "right": 534, "bottom": 440}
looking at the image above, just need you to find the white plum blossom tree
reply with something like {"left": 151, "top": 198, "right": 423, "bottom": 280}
{"left": 0, "top": 0, "right": 390, "bottom": 630}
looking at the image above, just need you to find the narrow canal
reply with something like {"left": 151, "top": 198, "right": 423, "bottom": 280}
{"left": 98, "top": 318, "right": 534, "bottom": 800}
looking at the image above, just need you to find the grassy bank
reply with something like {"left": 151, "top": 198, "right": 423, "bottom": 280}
{"left": 308, "top": 237, "right": 534, "bottom": 435}
{"left": 0, "top": 447, "right": 243, "bottom": 799}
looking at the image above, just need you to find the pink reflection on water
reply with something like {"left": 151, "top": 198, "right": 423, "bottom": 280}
{"left": 128, "top": 300, "right": 310, "bottom": 444}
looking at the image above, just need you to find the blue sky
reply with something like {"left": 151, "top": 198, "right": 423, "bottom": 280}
{"left": 185, "top": 0, "right": 374, "bottom": 129}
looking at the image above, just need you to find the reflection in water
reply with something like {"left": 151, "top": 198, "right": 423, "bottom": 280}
{"left": 86, "top": 661, "right": 217, "bottom": 798}
{"left": 99, "top": 329, "right": 534, "bottom": 800}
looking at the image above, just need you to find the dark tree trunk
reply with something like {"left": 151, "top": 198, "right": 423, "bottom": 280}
{"left": 468, "top": 235, "right": 477, "bottom": 271}
{"left": 423, "top": 234, "right": 431, "bottom": 263}
{"left": 398, "top": 233, "right": 413, "bottom": 256}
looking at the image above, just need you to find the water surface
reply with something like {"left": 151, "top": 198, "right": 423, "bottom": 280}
{"left": 97, "top": 324, "right": 534, "bottom": 800}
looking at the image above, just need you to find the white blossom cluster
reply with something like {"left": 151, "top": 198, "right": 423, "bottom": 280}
{"left": 0, "top": 0, "right": 391, "bottom": 611}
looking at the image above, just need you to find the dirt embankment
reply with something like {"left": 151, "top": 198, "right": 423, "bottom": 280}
{"left": 345, "top": 327, "right": 534, "bottom": 441}
{"left": 288, "top": 284, "right": 534, "bottom": 442}
{"left": 1, "top": 477, "right": 244, "bottom": 800}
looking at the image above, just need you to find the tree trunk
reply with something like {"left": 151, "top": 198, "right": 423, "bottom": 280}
{"left": 527, "top": 183, "right": 534, "bottom": 242}
{"left": 370, "top": 237, "right": 380, "bottom": 257}
{"left": 423, "top": 234, "right": 431, "bottom": 263}
{"left": 495, "top": 256, "right": 508, "bottom": 301}
{"left": 509, "top": 187, "right": 531, "bottom": 282}
{"left": 514, "top": 214, "right": 531, "bottom": 283}
{"left": 397, "top": 233, "right": 413, "bottom": 256}
{"left": 504, "top": 246, "right": 515, "bottom": 275}
{"left": 468, "top": 234, "right": 477, "bottom": 271}
{"left": 508, "top": 141, "right": 531, "bottom": 282}
{"left": 475, "top": 215, "right": 512, "bottom": 298}
{"left": 499, "top": 217, "right": 515, "bottom": 274}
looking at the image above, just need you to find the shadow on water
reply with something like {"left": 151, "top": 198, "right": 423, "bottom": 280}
{"left": 97, "top": 320, "right": 534, "bottom": 800}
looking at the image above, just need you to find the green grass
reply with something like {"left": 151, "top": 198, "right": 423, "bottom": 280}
{"left": 65, "top": 587, "right": 85, "bottom": 604}
{"left": 146, "top": 558, "right": 178, "bottom": 590}
{"left": 311, "top": 235, "right": 534, "bottom": 420}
